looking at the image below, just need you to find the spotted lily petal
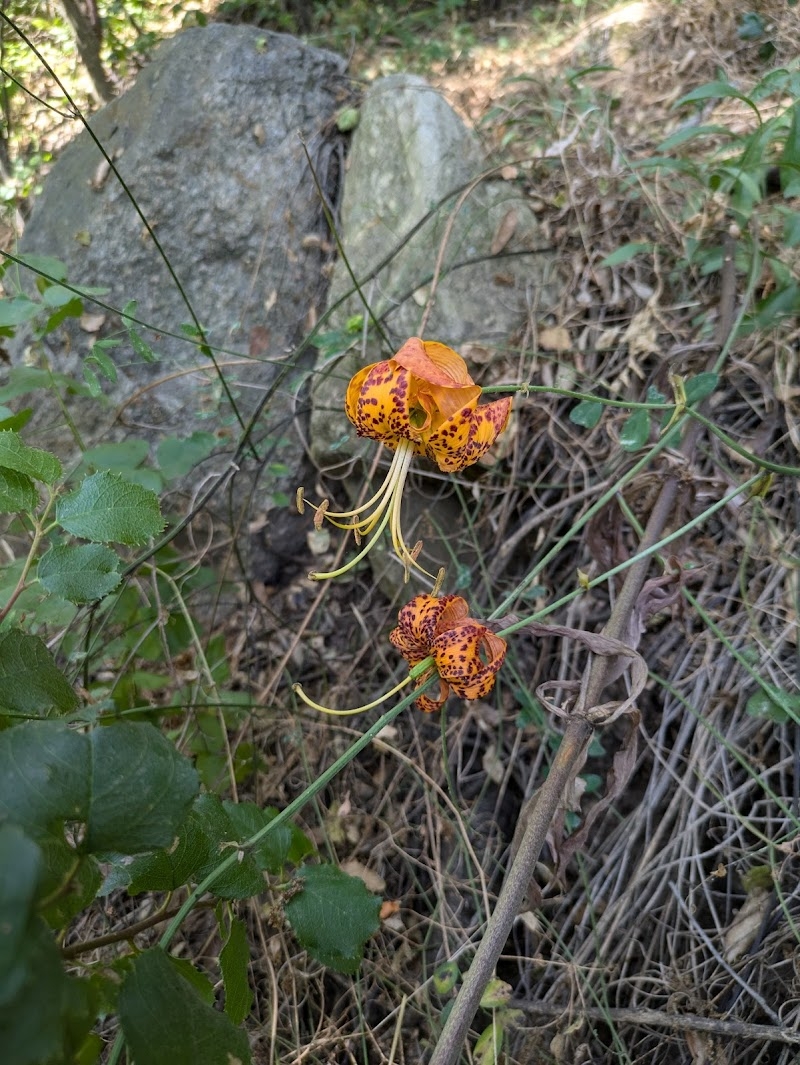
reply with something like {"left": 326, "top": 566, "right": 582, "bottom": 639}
{"left": 432, "top": 622, "right": 507, "bottom": 700}
{"left": 393, "top": 337, "right": 474, "bottom": 387}
{"left": 424, "top": 395, "right": 512, "bottom": 472}
{"left": 391, "top": 593, "right": 506, "bottom": 712}
{"left": 389, "top": 593, "right": 470, "bottom": 663}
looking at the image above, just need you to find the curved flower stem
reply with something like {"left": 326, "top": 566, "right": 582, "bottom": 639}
{"left": 293, "top": 673, "right": 413, "bottom": 716}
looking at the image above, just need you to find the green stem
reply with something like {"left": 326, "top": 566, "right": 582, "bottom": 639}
{"left": 106, "top": 680, "right": 431, "bottom": 1065}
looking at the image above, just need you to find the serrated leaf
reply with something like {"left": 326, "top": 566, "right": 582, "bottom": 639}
{"left": 0, "top": 297, "right": 40, "bottom": 328}
{"left": 619, "top": 409, "right": 650, "bottom": 452}
{"left": 119, "top": 949, "right": 251, "bottom": 1065}
{"left": 188, "top": 794, "right": 265, "bottom": 899}
{"left": 38, "top": 544, "right": 121, "bottom": 604}
{"left": 0, "top": 409, "right": 33, "bottom": 433}
{"left": 223, "top": 800, "right": 313, "bottom": 873}
{"left": 219, "top": 914, "right": 253, "bottom": 1025}
{"left": 569, "top": 399, "right": 603, "bottom": 429}
{"left": 102, "top": 793, "right": 261, "bottom": 898}
{"left": 0, "top": 721, "right": 198, "bottom": 855}
{"left": 156, "top": 433, "right": 217, "bottom": 481}
{"left": 0, "top": 722, "right": 88, "bottom": 834}
{"left": 56, "top": 471, "right": 165, "bottom": 544}
{"left": 85, "top": 723, "right": 199, "bottom": 853}
{"left": 0, "top": 431, "right": 62, "bottom": 484}
{"left": 285, "top": 863, "right": 381, "bottom": 974}
{"left": 0, "top": 468, "right": 38, "bottom": 513}
{"left": 0, "top": 631, "right": 79, "bottom": 716}
{"left": 599, "top": 242, "right": 653, "bottom": 267}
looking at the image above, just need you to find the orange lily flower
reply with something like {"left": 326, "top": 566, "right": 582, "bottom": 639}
{"left": 389, "top": 593, "right": 507, "bottom": 713}
{"left": 300, "top": 338, "right": 512, "bottom": 582}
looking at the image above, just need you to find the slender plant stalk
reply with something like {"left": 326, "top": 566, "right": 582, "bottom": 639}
{"left": 429, "top": 236, "right": 749, "bottom": 1065}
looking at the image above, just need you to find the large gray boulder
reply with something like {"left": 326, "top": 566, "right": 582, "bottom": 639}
{"left": 311, "top": 74, "right": 558, "bottom": 467}
{"left": 10, "top": 24, "right": 348, "bottom": 509}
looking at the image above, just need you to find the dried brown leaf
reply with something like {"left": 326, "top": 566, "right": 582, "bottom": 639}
{"left": 490, "top": 209, "right": 518, "bottom": 255}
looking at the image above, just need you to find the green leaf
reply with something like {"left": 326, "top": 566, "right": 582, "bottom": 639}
{"left": 56, "top": 471, "right": 165, "bottom": 545}
{"left": 285, "top": 863, "right": 381, "bottom": 974}
{"left": 219, "top": 914, "right": 253, "bottom": 1025}
{"left": 780, "top": 103, "right": 800, "bottom": 185}
{"left": 656, "top": 124, "right": 732, "bottom": 151}
{"left": 0, "top": 431, "right": 62, "bottom": 484}
{"left": 85, "top": 723, "right": 199, "bottom": 853}
{"left": 187, "top": 794, "right": 265, "bottom": 899}
{"left": 82, "top": 440, "right": 150, "bottom": 472}
{"left": 737, "top": 11, "right": 765, "bottom": 39}
{"left": 782, "top": 210, "right": 800, "bottom": 247}
{"left": 38, "top": 544, "right": 121, "bottom": 604}
{"left": 0, "top": 297, "right": 39, "bottom": 328}
{"left": 86, "top": 340, "right": 119, "bottom": 381}
{"left": 0, "top": 722, "right": 88, "bottom": 834}
{"left": 223, "top": 800, "right": 313, "bottom": 873}
{"left": 599, "top": 242, "right": 653, "bottom": 267}
{"left": 619, "top": 408, "right": 651, "bottom": 452}
{"left": 101, "top": 793, "right": 262, "bottom": 898}
{"left": 0, "top": 721, "right": 198, "bottom": 855}
{"left": 41, "top": 284, "right": 80, "bottom": 309}
{"left": 36, "top": 833, "right": 101, "bottom": 928}
{"left": 0, "top": 468, "right": 38, "bottom": 513}
{"left": 746, "top": 686, "right": 800, "bottom": 724}
{"left": 119, "top": 949, "right": 251, "bottom": 1065}
{"left": 127, "top": 326, "right": 158, "bottom": 364}
{"left": 675, "top": 81, "right": 760, "bottom": 120}
{"left": 0, "top": 919, "right": 78, "bottom": 1065}
{"left": 157, "top": 433, "right": 217, "bottom": 481}
{"left": 0, "top": 824, "right": 42, "bottom": 999}
{"left": 685, "top": 372, "right": 719, "bottom": 405}
{"left": 569, "top": 399, "right": 603, "bottom": 428}
{"left": 0, "top": 409, "right": 33, "bottom": 433}
{"left": 17, "top": 254, "right": 68, "bottom": 282}
{"left": 0, "top": 631, "right": 79, "bottom": 716}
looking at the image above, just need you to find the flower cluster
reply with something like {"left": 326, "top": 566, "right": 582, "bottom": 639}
{"left": 297, "top": 336, "right": 512, "bottom": 714}
{"left": 300, "top": 338, "right": 511, "bottom": 582}
{"left": 389, "top": 594, "right": 507, "bottom": 714}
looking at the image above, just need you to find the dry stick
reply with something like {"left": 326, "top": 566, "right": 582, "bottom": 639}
{"left": 429, "top": 238, "right": 742, "bottom": 1065}
{"left": 512, "top": 1002, "right": 800, "bottom": 1047}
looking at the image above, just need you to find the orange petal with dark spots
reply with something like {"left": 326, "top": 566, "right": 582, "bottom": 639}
{"left": 432, "top": 622, "right": 507, "bottom": 700}
{"left": 345, "top": 360, "right": 411, "bottom": 448}
{"left": 393, "top": 337, "right": 474, "bottom": 388}
{"left": 425, "top": 396, "right": 512, "bottom": 473}
{"left": 390, "top": 593, "right": 470, "bottom": 664}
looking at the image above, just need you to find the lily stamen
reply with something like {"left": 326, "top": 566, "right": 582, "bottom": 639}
{"left": 299, "top": 338, "right": 512, "bottom": 584}
{"left": 307, "top": 441, "right": 436, "bottom": 582}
